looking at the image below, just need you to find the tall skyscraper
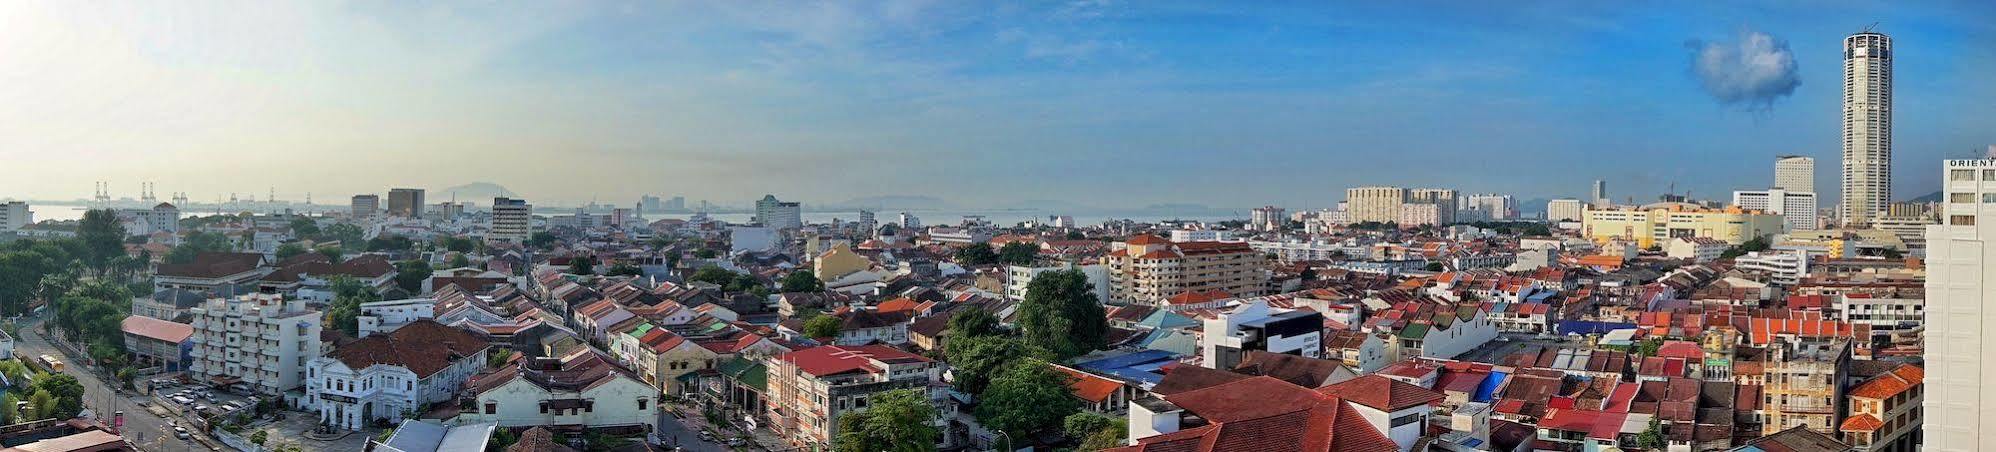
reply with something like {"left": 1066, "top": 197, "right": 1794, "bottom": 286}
{"left": 1925, "top": 159, "right": 1996, "bottom": 451}
{"left": 753, "top": 194, "right": 802, "bottom": 229}
{"left": 1591, "top": 180, "right": 1609, "bottom": 207}
{"left": 350, "top": 194, "right": 379, "bottom": 218}
{"left": 386, "top": 188, "right": 425, "bottom": 218}
{"left": 489, "top": 197, "right": 533, "bottom": 242}
{"left": 1841, "top": 30, "right": 1892, "bottom": 226}
{"left": 1774, "top": 155, "right": 1816, "bottom": 193}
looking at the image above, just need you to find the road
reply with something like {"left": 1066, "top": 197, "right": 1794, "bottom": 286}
{"left": 15, "top": 322, "right": 208, "bottom": 452}
{"left": 656, "top": 408, "right": 724, "bottom": 452}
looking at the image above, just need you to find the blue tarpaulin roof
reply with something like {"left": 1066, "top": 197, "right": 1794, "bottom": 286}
{"left": 1472, "top": 371, "right": 1507, "bottom": 403}
{"left": 1074, "top": 349, "right": 1182, "bottom": 386}
{"left": 1557, "top": 320, "right": 1635, "bottom": 335}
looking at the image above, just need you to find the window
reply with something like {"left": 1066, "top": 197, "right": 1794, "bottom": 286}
{"left": 407, "top": 381, "right": 413, "bottom": 391}
{"left": 638, "top": 399, "right": 648, "bottom": 411}
{"left": 485, "top": 402, "right": 496, "bottom": 414}
{"left": 1390, "top": 413, "right": 1423, "bottom": 427}
{"left": 1953, "top": 193, "right": 1977, "bottom": 203}
{"left": 1954, "top": 169, "right": 1976, "bottom": 181}
{"left": 1953, "top": 215, "right": 1977, "bottom": 226}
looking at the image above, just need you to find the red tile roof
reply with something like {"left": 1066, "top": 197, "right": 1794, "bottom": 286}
{"left": 327, "top": 320, "right": 490, "bottom": 377}
{"left": 1839, "top": 413, "right": 1884, "bottom": 432}
{"left": 1125, "top": 234, "right": 1169, "bottom": 245}
{"left": 1117, "top": 376, "right": 1396, "bottom": 452}
{"left": 1316, "top": 374, "right": 1444, "bottom": 412}
{"left": 1848, "top": 364, "right": 1922, "bottom": 400}
{"left": 1051, "top": 365, "right": 1122, "bottom": 404}
{"left": 121, "top": 316, "right": 194, "bottom": 343}
{"left": 775, "top": 345, "right": 930, "bottom": 378}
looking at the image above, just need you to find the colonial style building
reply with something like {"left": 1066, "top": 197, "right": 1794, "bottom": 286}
{"left": 455, "top": 348, "right": 658, "bottom": 435}
{"left": 764, "top": 345, "right": 938, "bottom": 448}
{"left": 305, "top": 320, "right": 490, "bottom": 430}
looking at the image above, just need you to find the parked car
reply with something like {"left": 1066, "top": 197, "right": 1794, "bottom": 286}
{"left": 726, "top": 437, "right": 745, "bottom": 447}
{"left": 173, "top": 426, "right": 190, "bottom": 440}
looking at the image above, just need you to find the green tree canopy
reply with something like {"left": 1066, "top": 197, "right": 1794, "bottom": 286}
{"left": 440, "top": 236, "right": 476, "bottom": 253}
{"left": 35, "top": 374, "right": 85, "bottom": 419}
{"left": 165, "top": 231, "right": 234, "bottom": 264}
{"left": 833, "top": 389, "right": 938, "bottom": 452}
{"left": 76, "top": 209, "right": 127, "bottom": 273}
{"left": 274, "top": 243, "right": 308, "bottom": 261}
{"left": 315, "top": 245, "right": 344, "bottom": 262}
{"left": 974, "top": 359, "right": 1081, "bottom": 438}
{"left": 393, "top": 260, "right": 433, "bottom": 293}
{"left": 802, "top": 315, "right": 843, "bottom": 339}
{"left": 527, "top": 231, "right": 558, "bottom": 249}
{"left": 780, "top": 270, "right": 825, "bottom": 293}
{"left": 944, "top": 335, "right": 1041, "bottom": 395}
{"left": 327, "top": 275, "right": 382, "bottom": 337}
{"left": 690, "top": 266, "right": 737, "bottom": 286}
{"left": 996, "top": 242, "right": 1039, "bottom": 266}
{"left": 1064, "top": 412, "right": 1124, "bottom": 442}
{"left": 288, "top": 217, "right": 320, "bottom": 238}
{"left": 603, "top": 262, "right": 643, "bottom": 277}
{"left": 568, "top": 256, "right": 595, "bottom": 275}
{"left": 1017, "top": 269, "right": 1108, "bottom": 360}
{"left": 954, "top": 243, "right": 998, "bottom": 266}
{"left": 945, "top": 306, "right": 1001, "bottom": 340}
{"left": 321, "top": 223, "right": 364, "bottom": 247}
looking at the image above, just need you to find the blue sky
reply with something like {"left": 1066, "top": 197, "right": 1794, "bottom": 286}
{"left": 1, "top": 1, "right": 1992, "bottom": 209}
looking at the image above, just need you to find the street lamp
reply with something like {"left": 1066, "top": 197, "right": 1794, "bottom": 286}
{"left": 995, "top": 430, "right": 1012, "bottom": 452}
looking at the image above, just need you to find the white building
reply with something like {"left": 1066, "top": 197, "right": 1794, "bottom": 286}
{"left": 1832, "top": 294, "right": 1921, "bottom": 333}
{"left": 1546, "top": 199, "right": 1586, "bottom": 223}
{"left": 120, "top": 203, "right": 181, "bottom": 236}
{"left": 1199, "top": 300, "right": 1324, "bottom": 371}
{"left": 1248, "top": 238, "right": 1349, "bottom": 262}
{"left": 753, "top": 195, "right": 802, "bottom": 230}
{"left": 187, "top": 293, "right": 325, "bottom": 396}
{"left": 1733, "top": 189, "right": 1820, "bottom": 232}
{"left": 1167, "top": 229, "right": 1237, "bottom": 243}
{"left": 455, "top": 349, "right": 658, "bottom": 433}
{"left": 1841, "top": 31, "right": 1892, "bottom": 225}
{"left": 355, "top": 298, "right": 439, "bottom": 338}
{"left": 729, "top": 226, "right": 778, "bottom": 254}
{"left": 488, "top": 197, "right": 532, "bottom": 243}
{"left": 305, "top": 320, "right": 489, "bottom": 430}
{"left": 1461, "top": 194, "right": 1517, "bottom": 220}
{"left": 1664, "top": 237, "right": 1729, "bottom": 263}
{"left": 1250, "top": 206, "right": 1285, "bottom": 231}
{"left": 0, "top": 202, "right": 28, "bottom": 232}
{"left": 1924, "top": 159, "right": 1996, "bottom": 451}
{"left": 1734, "top": 251, "right": 1808, "bottom": 285}
{"left": 1004, "top": 263, "right": 1109, "bottom": 303}
{"left": 1775, "top": 155, "right": 1815, "bottom": 193}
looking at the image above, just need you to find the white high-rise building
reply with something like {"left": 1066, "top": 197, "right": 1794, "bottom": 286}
{"left": 1841, "top": 31, "right": 1892, "bottom": 226}
{"left": 1462, "top": 194, "right": 1517, "bottom": 220}
{"left": 187, "top": 293, "right": 324, "bottom": 396}
{"left": 1774, "top": 155, "right": 1816, "bottom": 193}
{"left": 753, "top": 194, "right": 802, "bottom": 229}
{"left": 489, "top": 197, "right": 533, "bottom": 242}
{"left": 1924, "top": 159, "right": 1996, "bottom": 451}
{"left": 1733, "top": 189, "right": 1820, "bottom": 232}
{"left": 1250, "top": 206, "right": 1286, "bottom": 230}
{"left": 1546, "top": 199, "right": 1586, "bottom": 223}
{"left": 0, "top": 201, "right": 29, "bottom": 232}
{"left": 1346, "top": 187, "right": 1409, "bottom": 224}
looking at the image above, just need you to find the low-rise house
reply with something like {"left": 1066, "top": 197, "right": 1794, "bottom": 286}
{"left": 1838, "top": 364, "right": 1921, "bottom": 451}
{"left": 132, "top": 288, "right": 207, "bottom": 322}
{"left": 121, "top": 316, "right": 193, "bottom": 371}
{"left": 305, "top": 320, "right": 490, "bottom": 430}
{"left": 154, "top": 252, "right": 270, "bottom": 294}
{"left": 1118, "top": 374, "right": 1442, "bottom": 452}
{"left": 763, "top": 345, "right": 938, "bottom": 449}
{"left": 456, "top": 348, "right": 658, "bottom": 435}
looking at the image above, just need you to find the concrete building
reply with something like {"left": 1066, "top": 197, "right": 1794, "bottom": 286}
{"left": 187, "top": 293, "right": 325, "bottom": 396}
{"left": 1346, "top": 187, "right": 1409, "bottom": 224}
{"left": 1592, "top": 179, "right": 1609, "bottom": 207}
{"left": 1199, "top": 300, "right": 1324, "bottom": 371}
{"left": 1761, "top": 337, "right": 1850, "bottom": 436}
{"left": 1664, "top": 237, "right": 1729, "bottom": 263}
{"left": 351, "top": 195, "right": 379, "bottom": 218}
{"left": 121, "top": 203, "right": 180, "bottom": 236}
{"left": 387, "top": 188, "right": 425, "bottom": 218}
{"left": 488, "top": 197, "right": 532, "bottom": 243}
{"left": 764, "top": 345, "right": 939, "bottom": 448}
{"left": 305, "top": 320, "right": 489, "bottom": 430}
{"left": 1106, "top": 235, "right": 1267, "bottom": 306}
{"left": 0, "top": 201, "right": 28, "bottom": 232}
{"left": 1580, "top": 203, "right": 1784, "bottom": 248}
{"left": 1736, "top": 251, "right": 1810, "bottom": 285}
{"left": 1838, "top": 364, "right": 1923, "bottom": 451}
{"left": 1735, "top": 189, "right": 1821, "bottom": 232}
{"left": 1005, "top": 262, "right": 1110, "bottom": 303}
{"left": 1776, "top": 155, "right": 1817, "bottom": 193}
{"left": 1249, "top": 206, "right": 1285, "bottom": 231}
{"left": 1397, "top": 203, "right": 1444, "bottom": 228}
{"left": 1923, "top": 158, "right": 1996, "bottom": 451}
{"left": 1408, "top": 188, "right": 1458, "bottom": 225}
{"left": 1547, "top": 199, "right": 1586, "bottom": 222}
{"left": 1841, "top": 31, "right": 1892, "bottom": 226}
{"left": 121, "top": 316, "right": 193, "bottom": 371}
{"left": 1167, "top": 229, "right": 1236, "bottom": 242}
{"left": 456, "top": 349, "right": 658, "bottom": 433}
{"left": 1461, "top": 194, "right": 1516, "bottom": 220}
{"left": 753, "top": 194, "right": 802, "bottom": 230}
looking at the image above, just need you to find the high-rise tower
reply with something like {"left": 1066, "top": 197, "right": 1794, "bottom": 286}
{"left": 1841, "top": 30, "right": 1892, "bottom": 226}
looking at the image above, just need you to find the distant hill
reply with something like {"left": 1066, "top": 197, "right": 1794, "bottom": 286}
{"left": 1000, "top": 199, "right": 1098, "bottom": 211}
{"left": 1908, "top": 190, "right": 1942, "bottom": 203}
{"left": 433, "top": 182, "right": 517, "bottom": 204}
{"left": 832, "top": 195, "right": 955, "bottom": 210}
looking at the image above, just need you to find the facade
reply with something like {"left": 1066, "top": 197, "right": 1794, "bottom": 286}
{"left": 305, "top": 320, "right": 490, "bottom": 430}
{"left": 1346, "top": 186, "right": 1409, "bottom": 224}
{"left": 1408, "top": 188, "right": 1458, "bottom": 225}
{"left": 1761, "top": 337, "right": 1850, "bottom": 436}
{"left": 387, "top": 188, "right": 425, "bottom": 218}
{"left": 489, "top": 197, "right": 533, "bottom": 243}
{"left": 1592, "top": 179, "right": 1609, "bottom": 206}
{"left": 753, "top": 195, "right": 802, "bottom": 230}
{"left": 1546, "top": 199, "right": 1586, "bottom": 222}
{"left": 1923, "top": 159, "right": 1996, "bottom": 451}
{"left": 1004, "top": 262, "right": 1110, "bottom": 303}
{"left": 187, "top": 293, "right": 325, "bottom": 396}
{"left": 1664, "top": 237, "right": 1729, "bottom": 263}
{"left": 1397, "top": 203, "right": 1443, "bottom": 228}
{"left": 1462, "top": 193, "right": 1517, "bottom": 220}
{"left": 763, "top": 345, "right": 938, "bottom": 448}
{"left": 1106, "top": 235, "right": 1267, "bottom": 306}
{"left": 1776, "top": 155, "right": 1816, "bottom": 193}
{"left": 121, "top": 316, "right": 193, "bottom": 371}
{"left": 1838, "top": 364, "right": 1923, "bottom": 452}
{"left": 1734, "top": 189, "right": 1821, "bottom": 232}
{"left": 0, "top": 201, "right": 28, "bottom": 232}
{"left": 132, "top": 288, "right": 206, "bottom": 322}
{"left": 351, "top": 194, "right": 379, "bottom": 218}
{"left": 1580, "top": 204, "right": 1784, "bottom": 248}
{"left": 1736, "top": 251, "right": 1810, "bottom": 285}
{"left": 1199, "top": 300, "right": 1323, "bottom": 371}
{"left": 457, "top": 349, "right": 658, "bottom": 433}
{"left": 1841, "top": 31, "right": 1892, "bottom": 225}
{"left": 120, "top": 203, "right": 180, "bottom": 236}
{"left": 1249, "top": 206, "right": 1285, "bottom": 231}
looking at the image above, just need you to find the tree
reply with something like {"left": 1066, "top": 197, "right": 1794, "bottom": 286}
{"left": 321, "top": 223, "right": 364, "bottom": 247}
{"left": 490, "top": 428, "right": 520, "bottom": 450}
{"left": 1080, "top": 427, "right": 1127, "bottom": 451}
{"left": 35, "top": 374, "right": 84, "bottom": 419}
{"left": 1017, "top": 270, "right": 1108, "bottom": 360}
{"left": 288, "top": 217, "right": 320, "bottom": 238}
{"left": 328, "top": 275, "right": 382, "bottom": 336}
{"left": 440, "top": 236, "right": 475, "bottom": 254}
{"left": 690, "top": 266, "right": 737, "bottom": 286}
{"left": 833, "top": 389, "right": 938, "bottom": 452}
{"left": 76, "top": 209, "right": 126, "bottom": 273}
{"left": 1425, "top": 262, "right": 1445, "bottom": 272}
{"left": 1634, "top": 416, "right": 1664, "bottom": 450}
{"left": 954, "top": 243, "right": 998, "bottom": 266}
{"left": 803, "top": 315, "right": 843, "bottom": 339}
{"left": 693, "top": 248, "right": 718, "bottom": 259}
{"left": 1634, "top": 338, "right": 1664, "bottom": 357}
{"left": 1721, "top": 236, "right": 1771, "bottom": 260}
{"left": 315, "top": 245, "right": 344, "bottom": 262}
{"left": 393, "top": 260, "right": 433, "bottom": 293}
{"left": 527, "top": 232, "right": 558, "bottom": 249}
{"left": 165, "top": 231, "right": 233, "bottom": 264}
{"left": 0, "top": 393, "right": 17, "bottom": 424}
{"left": 274, "top": 243, "right": 308, "bottom": 261}
{"left": 945, "top": 306, "right": 1000, "bottom": 340}
{"left": 1063, "top": 412, "right": 1119, "bottom": 439}
{"left": 1065, "top": 230, "right": 1085, "bottom": 240}
{"left": 996, "top": 242, "right": 1039, "bottom": 266}
{"left": 568, "top": 256, "right": 595, "bottom": 275}
{"left": 250, "top": 430, "right": 268, "bottom": 446}
{"left": 447, "top": 253, "right": 471, "bottom": 269}
{"left": 603, "top": 262, "right": 643, "bottom": 277}
{"left": 26, "top": 391, "right": 53, "bottom": 421}
{"left": 367, "top": 235, "right": 415, "bottom": 252}
{"left": 945, "top": 335, "right": 1039, "bottom": 395}
{"left": 780, "top": 270, "right": 824, "bottom": 293}
{"left": 974, "top": 359, "right": 1080, "bottom": 437}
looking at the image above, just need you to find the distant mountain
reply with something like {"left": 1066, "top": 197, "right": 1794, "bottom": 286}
{"left": 1908, "top": 190, "right": 1942, "bottom": 203}
{"left": 433, "top": 182, "right": 517, "bottom": 204}
{"left": 1000, "top": 199, "right": 1098, "bottom": 211}
{"left": 831, "top": 195, "right": 955, "bottom": 210}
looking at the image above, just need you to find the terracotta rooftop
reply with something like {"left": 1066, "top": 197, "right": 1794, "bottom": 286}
{"left": 326, "top": 319, "right": 490, "bottom": 377}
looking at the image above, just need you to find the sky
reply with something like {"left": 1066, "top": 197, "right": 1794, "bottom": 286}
{"left": 2, "top": 1, "right": 1993, "bottom": 210}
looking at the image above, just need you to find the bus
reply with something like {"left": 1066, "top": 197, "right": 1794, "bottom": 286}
{"left": 37, "top": 354, "right": 63, "bottom": 372}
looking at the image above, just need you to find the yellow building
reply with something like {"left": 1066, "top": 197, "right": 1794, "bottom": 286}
{"left": 1106, "top": 234, "right": 1267, "bottom": 306}
{"left": 1581, "top": 202, "right": 1784, "bottom": 248}
{"left": 812, "top": 242, "right": 871, "bottom": 282}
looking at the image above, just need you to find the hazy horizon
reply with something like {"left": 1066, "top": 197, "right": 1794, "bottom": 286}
{"left": 4, "top": 1, "right": 1994, "bottom": 210}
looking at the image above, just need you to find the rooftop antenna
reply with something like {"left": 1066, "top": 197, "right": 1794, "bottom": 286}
{"left": 1862, "top": 22, "right": 1879, "bottom": 33}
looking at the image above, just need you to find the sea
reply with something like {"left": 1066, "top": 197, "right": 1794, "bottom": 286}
{"left": 28, "top": 204, "right": 1247, "bottom": 228}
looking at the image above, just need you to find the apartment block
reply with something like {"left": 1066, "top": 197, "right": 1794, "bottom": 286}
{"left": 1106, "top": 234, "right": 1267, "bottom": 306}
{"left": 764, "top": 345, "right": 938, "bottom": 448}
{"left": 1761, "top": 337, "right": 1850, "bottom": 436}
{"left": 187, "top": 293, "right": 325, "bottom": 396}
